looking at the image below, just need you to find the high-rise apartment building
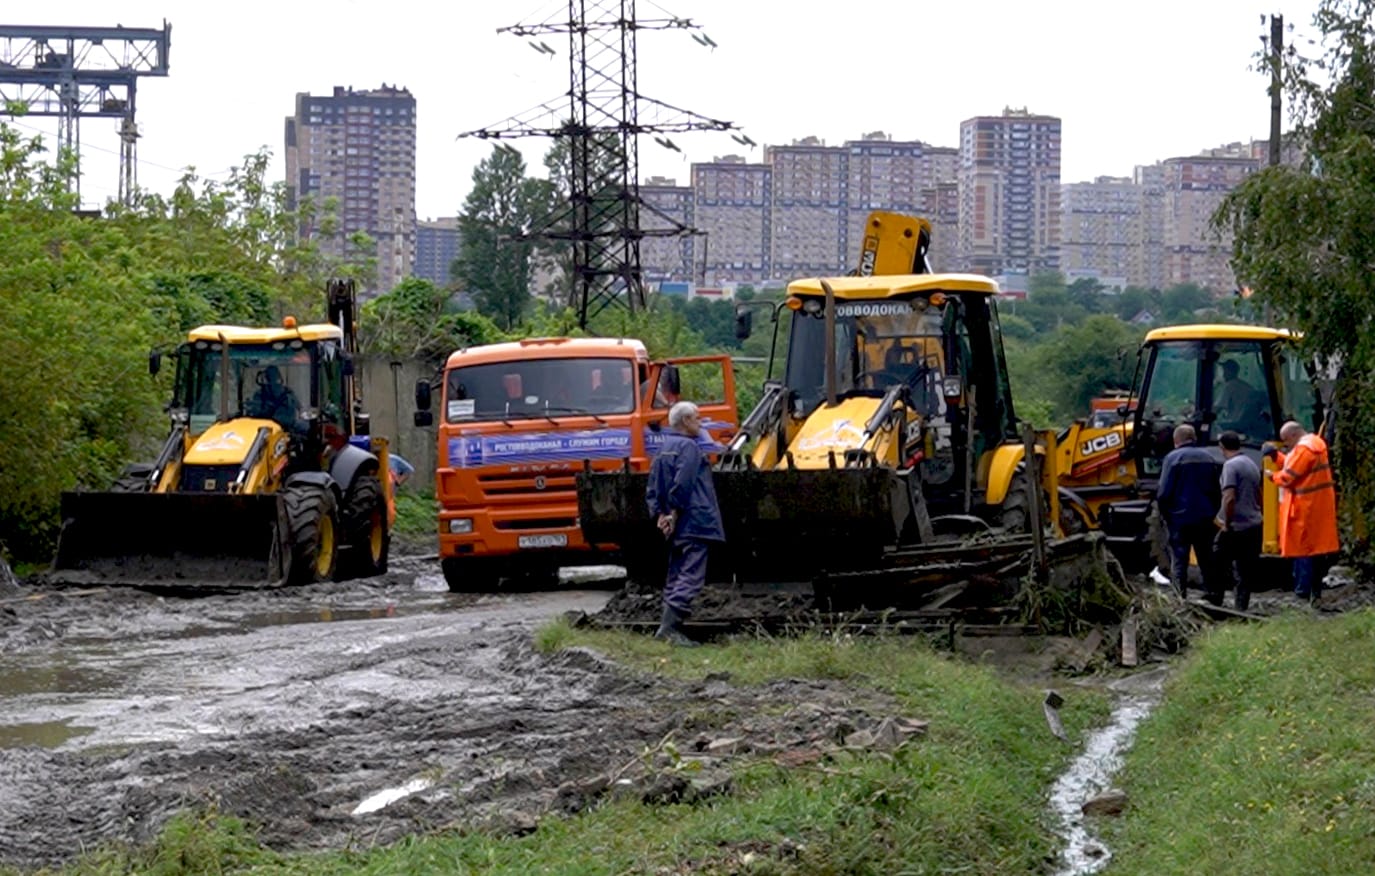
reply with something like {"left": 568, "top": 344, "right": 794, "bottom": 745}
{"left": 692, "top": 155, "right": 772, "bottom": 284}
{"left": 958, "top": 108, "right": 1062, "bottom": 276}
{"left": 285, "top": 84, "right": 417, "bottom": 296}
{"left": 1160, "top": 154, "right": 1258, "bottom": 291}
{"left": 1060, "top": 176, "right": 1140, "bottom": 286}
{"left": 767, "top": 137, "right": 848, "bottom": 278}
{"left": 639, "top": 176, "right": 696, "bottom": 282}
{"left": 919, "top": 181, "right": 960, "bottom": 271}
{"left": 843, "top": 134, "right": 959, "bottom": 272}
{"left": 1131, "top": 163, "right": 1167, "bottom": 291}
{"left": 414, "top": 217, "right": 460, "bottom": 287}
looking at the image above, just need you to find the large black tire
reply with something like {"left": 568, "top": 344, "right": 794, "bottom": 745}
{"left": 337, "top": 474, "right": 390, "bottom": 580}
{"left": 996, "top": 467, "right": 1032, "bottom": 533}
{"left": 992, "top": 464, "right": 1054, "bottom": 535}
{"left": 442, "top": 557, "right": 502, "bottom": 593}
{"left": 283, "top": 484, "right": 339, "bottom": 585}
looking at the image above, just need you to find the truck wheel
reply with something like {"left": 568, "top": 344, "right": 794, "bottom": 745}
{"left": 338, "top": 474, "right": 389, "bottom": 580}
{"left": 441, "top": 557, "right": 501, "bottom": 593}
{"left": 284, "top": 484, "right": 339, "bottom": 585}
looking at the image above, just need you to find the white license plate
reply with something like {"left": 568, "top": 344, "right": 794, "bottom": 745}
{"left": 518, "top": 534, "right": 568, "bottom": 549}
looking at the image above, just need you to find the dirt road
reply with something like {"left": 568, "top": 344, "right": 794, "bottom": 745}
{"left": 0, "top": 556, "right": 643, "bottom": 869}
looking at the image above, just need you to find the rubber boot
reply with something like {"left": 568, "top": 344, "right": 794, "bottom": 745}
{"left": 653, "top": 604, "right": 699, "bottom": 648}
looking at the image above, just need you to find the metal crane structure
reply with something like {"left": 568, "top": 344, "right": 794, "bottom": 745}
{"left": 460, "top": 0, "right": 738, "bottom": 327}
{"left": 0, "top": 22, "right": 171, "bottom": 205}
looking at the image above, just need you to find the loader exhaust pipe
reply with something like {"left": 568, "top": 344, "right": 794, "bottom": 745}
{"left": 822, "top": 279, "right": 837, "bottom": 407}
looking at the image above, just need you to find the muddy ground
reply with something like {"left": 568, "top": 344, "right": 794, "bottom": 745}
{"left": 0, "top": 551, "right": 921, "bottom": 872}
{"left": 3, "top": 543, "right": 1370, "bottom": 872}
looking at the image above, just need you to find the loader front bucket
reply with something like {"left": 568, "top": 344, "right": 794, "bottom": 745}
{"left": 577, "top": 466, "right": 907, "bottom": 586}
{"left": 50, "top": 491, "right": 289, "bottom": 590}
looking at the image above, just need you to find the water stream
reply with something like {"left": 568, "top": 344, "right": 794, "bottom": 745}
{"left": 1048, "top": 668, "right": 1168, "bottom": 876}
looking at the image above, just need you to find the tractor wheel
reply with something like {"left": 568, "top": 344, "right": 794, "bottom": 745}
{"left": 338, "top": 474, "right": 389, "bottom": 580}
{"left": 111, "top": 462, "right": 156, "bottom": 492}
{"left": 995, "top": 467, "right": 1032, "bottom": 533}
{"left": 993, "top": 464, "right": 1054, "bottom": 535}
{"left": 283, "top": 484, "right": 340, "bottom": 585}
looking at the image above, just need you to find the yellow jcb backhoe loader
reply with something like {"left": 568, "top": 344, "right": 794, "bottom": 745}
{"left": 577, "top": 213, "right": 1088, "bottom": 605}
{"left": 51, "top": 279, "right": 393, "bottom": 590}
{"left": 1066, "top": 323, "right": 1337, "bottom": 571}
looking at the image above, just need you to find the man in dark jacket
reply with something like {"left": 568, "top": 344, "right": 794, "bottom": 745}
{"left": 1156, "top": 423, "right": 1221, "bottom": 598}
{"left": 645, "top": 401, "right": 725, "bottom": 646}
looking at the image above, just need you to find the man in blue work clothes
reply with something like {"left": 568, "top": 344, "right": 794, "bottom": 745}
{"left": 646, "top": 400, "right": 725, "bottom": 647}
{"left": 1155, "top": 423, "right": 1221, "bottom": 598}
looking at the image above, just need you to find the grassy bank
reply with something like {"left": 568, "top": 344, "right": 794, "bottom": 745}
{"left": 34, "top": 629, "right": 1109, "bottom": 876}
{"left": 1105, "top": 608, "right": 1375, "bottom": 874}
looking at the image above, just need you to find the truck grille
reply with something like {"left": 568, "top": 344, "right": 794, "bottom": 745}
{"left": 493, "top": 517, "right": 578, "bottom": 531}
{"left": 178, "top": 464, "right": 241, "bottom": 493}
{"left": 477, "top": 473, "right": 577, "bottom": 498}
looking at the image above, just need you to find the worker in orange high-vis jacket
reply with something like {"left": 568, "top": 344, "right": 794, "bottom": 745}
{"left": 1265, "top": 420, "right": 1340, "bottom": 600}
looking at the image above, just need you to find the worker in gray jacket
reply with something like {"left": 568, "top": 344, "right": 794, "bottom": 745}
{"left": 645, "top": 401, "right": 725, "bottom": 646}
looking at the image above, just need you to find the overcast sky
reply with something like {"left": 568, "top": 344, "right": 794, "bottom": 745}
{"left": 3, "top": 0, "right": 1326, "bottom": 218}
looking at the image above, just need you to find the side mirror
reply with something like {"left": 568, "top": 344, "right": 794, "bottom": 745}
{"left": 734, "top": 306, "right": 754, "bottom": 340}
{"left": 342, "top": 356, "right": 355, "bottom": 377}
{"left": 662, "top": 364, "right": 681, "bottom": 397}
{"left": 415, "top": 379, "right": 432, "bottom": 411}
{"left": 355, "top": 412, "right": 370, "bottom": 436}
{"left": 149, "top": 351, "right": 161, "bottom": 376}
{"left": 414, "top": 411, "right": 434, "bottom": 427}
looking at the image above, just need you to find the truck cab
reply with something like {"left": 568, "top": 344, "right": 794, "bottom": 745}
{"left": 415, "top": 337, "right": 737, "bottom": 590}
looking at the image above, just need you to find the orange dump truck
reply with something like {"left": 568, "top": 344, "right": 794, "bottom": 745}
{"left": 413, "top": 337, "right": 738, "bottom": 591}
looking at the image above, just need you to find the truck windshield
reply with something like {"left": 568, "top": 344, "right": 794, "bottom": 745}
{"left": 445, "top": 357, "right": 637, "bottom": 423}
{"left": 178, "top": 340, "right": 313, "bottom": 434}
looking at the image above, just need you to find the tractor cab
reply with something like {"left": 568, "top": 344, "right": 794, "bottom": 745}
{"left": 742, "top": 273, "right": 1023, "bottom": 519}
{"left": 161, "top": 324, "right": 355, "bottom": 471}
{"left": 1129, "top": 325, "right": 1323, "bottom": 480}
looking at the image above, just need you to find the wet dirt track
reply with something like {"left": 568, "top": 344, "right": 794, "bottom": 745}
{"left": 0, "top": 555, "right": 657, "bottom": 870}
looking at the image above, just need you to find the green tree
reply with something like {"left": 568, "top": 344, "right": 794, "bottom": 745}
{"left": 360, "top": 277, "right": 506, "bottom": 365}
{"left": 1159, "top": 283, "right": 1213, "bottom": 321}
{"left": 1066, "top": 277, "right": 1107, "bottom": 314}
{"left": 1015, "top": 271, "right": 1086, "bottom": 333}
{"left": 1005, "top": 316, "right": 1144, "bottom": 423}
{"left": 1113, "top": 286, "right": 1160, "bottom": 322}
{"left": 456, "top": 146, "right": 550, "bottom": 330}
{"left": 1213, "top": 0, "right": 1375, "bottom": 557}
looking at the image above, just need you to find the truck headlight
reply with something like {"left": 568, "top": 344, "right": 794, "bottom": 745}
{"left": 448, "top": 518, "right": 473, "bottom": 534}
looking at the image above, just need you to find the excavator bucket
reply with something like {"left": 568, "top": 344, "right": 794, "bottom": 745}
{"left": 50, "top": 491, "right": 289, "bottom": 590}
{"left": 578, "top": 466, "right": 909, "bottom": 587}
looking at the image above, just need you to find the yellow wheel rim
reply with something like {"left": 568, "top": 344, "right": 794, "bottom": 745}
{"left": 315, "top": 515, "right": 336, "bottom": 578}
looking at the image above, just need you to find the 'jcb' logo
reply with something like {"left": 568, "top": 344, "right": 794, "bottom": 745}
{"left": 1080, "top": 431, "right": 1124, "bottom": 456}
{"left": 859, "top": 239, "right": 878, "bottom": 276}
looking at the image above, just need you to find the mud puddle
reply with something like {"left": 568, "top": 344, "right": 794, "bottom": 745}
{"left": 1049, "top": 668, "right": 1167, "bottom": 875}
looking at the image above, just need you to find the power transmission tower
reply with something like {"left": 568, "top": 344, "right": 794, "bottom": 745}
{"left": 0, "top": 23, "right": 171, "bottom": 205}
{"left": 460, "top": 1, "right": 739, "bottom": 328}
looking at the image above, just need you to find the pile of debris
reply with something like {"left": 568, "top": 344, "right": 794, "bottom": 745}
{"left": 588, "top": 532, "right": 1133, "bottom": 643}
